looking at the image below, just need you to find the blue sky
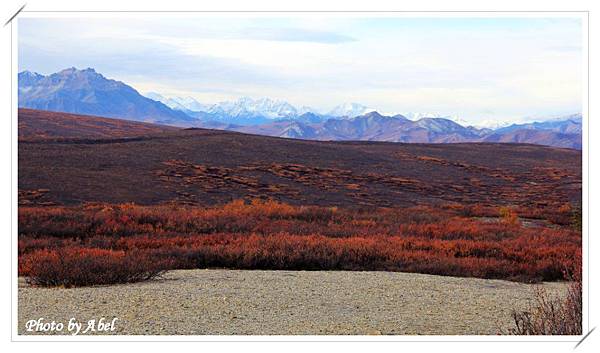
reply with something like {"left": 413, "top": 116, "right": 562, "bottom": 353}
{"left": 18, "top": 15, "right": 583, "bottom": 124}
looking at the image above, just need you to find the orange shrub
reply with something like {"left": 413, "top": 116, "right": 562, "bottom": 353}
{"left": 18, "top": 200, "right": 581, "bottom": 285}
{"left": 20, "top": 247, "right": 170, "bottom": 287}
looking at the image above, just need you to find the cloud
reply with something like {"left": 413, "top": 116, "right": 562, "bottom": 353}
{"left": 241, "top": 27, "right": 356, "bottom": 44}
{"left": 18, "top": 16, "right": 583, "bottom": 122}
{"left": 546, "top": 45, "right": 583, "bottom": 52}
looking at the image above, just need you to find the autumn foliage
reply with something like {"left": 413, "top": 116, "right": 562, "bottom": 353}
{"left": 20, "top": 247, "right": 170, "bottom": 287}
{"left": 18, "top": 199, "right": 581, "bottom": 286}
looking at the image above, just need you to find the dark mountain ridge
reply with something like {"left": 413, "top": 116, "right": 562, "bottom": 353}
{"left": 18, "top": 68, "right": 195, "bottom": 126}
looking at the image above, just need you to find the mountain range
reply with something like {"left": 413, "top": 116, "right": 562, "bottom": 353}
{"left": 18, "top": 68, "right": 582, "bottom": 149}
{"left": 18, "top": 68, "right": 196, "bottom": 126}
{"left": 145, "top": 92, "right": 375, "bottom": 122}
{"left": 226, "top": 112, "right": 582, "bottom": 149}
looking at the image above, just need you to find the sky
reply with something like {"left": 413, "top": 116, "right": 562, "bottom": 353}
{"left": 18, "top": 15, "right": 583, "bottom": 125}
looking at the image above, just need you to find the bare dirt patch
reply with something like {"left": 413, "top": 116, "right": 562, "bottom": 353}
{"left": 18, "top": 269, "right": 568, "bottom": 335}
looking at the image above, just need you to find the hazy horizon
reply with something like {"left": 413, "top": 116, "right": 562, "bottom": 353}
{"left": 19, "top": 15, "right": 583, "bottom": 125}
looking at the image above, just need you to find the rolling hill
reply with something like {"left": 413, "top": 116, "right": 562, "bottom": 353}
{"left": 18, "top": 108, "right": 179, "bottom": 140}
{"left": 18, "top": 109, "right": 581, "bottom": 209}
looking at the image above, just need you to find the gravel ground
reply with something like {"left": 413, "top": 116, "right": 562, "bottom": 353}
{"left": 18, "top": 269, "right": 568, "bottom": 336}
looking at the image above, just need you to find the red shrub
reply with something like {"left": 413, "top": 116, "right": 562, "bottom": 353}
{"left": 18, "top": 200, "right": 581, "bottom": 285}
{"left": 20, "top": 247, "right": 170, "bottom": 287}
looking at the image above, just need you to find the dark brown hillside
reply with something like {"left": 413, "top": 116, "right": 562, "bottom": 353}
{"left": 18, "top": 108, "right": 179, "bottom": 141}
{"left": 18, "top": 109, "right": 581, "bottom": 209}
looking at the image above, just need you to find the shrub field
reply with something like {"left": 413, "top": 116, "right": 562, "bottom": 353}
{"left": 18, "top": 200, "right": 581, "bottom": 287}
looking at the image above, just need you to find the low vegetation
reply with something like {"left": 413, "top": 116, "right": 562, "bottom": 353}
{"left": 19, "top": 199, "right": 581, "bottom": 287}
{"left": 508, "top": 257, "right": 582, "bottom": 335}
{"left": 21, "top": 247, "right": 170, "bottom": 287}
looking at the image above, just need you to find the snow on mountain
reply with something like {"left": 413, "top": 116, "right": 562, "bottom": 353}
{"left": 170, "top": 96, "right": 208, "bottom": 112}
{"left": 470, "top": 119, "right": 513, "bottom": 129}
{"left": 494, "top": 113, "right": 582, "bottom": 135}
{"left": 144, "top": 92, "right": 185, "bottom": 110}
{"left": 404, "top": 112, "right": 445, "bottom": 121}
{"left": 328, "top": 102, "right": 374, "bottom": 118}
{"left": 404, "top": 112, "right": 462, "bottom": 122}
{"left": 297, "top": 105, "right": 322, "bottom": 116}
{"left": 18, "top": 68, "right": 581, "bottom": 149}
{"left": 144, "top": 92, "right": 209, "bottom": 112}
{"left": 405, "top": 113, "right": 516, "bottom": 129}
{"left": 414, "top": 118, "right": 458, "bottom": 133}
{"left": 206, "top": 97, "right": 298, "bottom": 119}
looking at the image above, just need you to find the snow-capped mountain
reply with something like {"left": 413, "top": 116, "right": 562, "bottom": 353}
{"left": 414, "top": 117, "right": 471, "bottom": 134}
{"left": 144, "top": 92, "right": 209, "bottom": 113}
{"left": 18, "top": 68, "right": 582, "bottom": 149}
{"left": 171, "top": 96, "right": 208, "bottom": 112}
{"left": 144, "top": 93, "right": 310, "bottom": 124}
{"left": 470, "top": 119, "right": 513, "bottom": 129}
{"left": 297, "top": 105, "right": 321, "bottom": 116}
{"left": 328, "top": 102, "right": 374, "bottom": 118}
{"left": 494, "top": 113, "right": 583, "bottom": 135}
{"left": 405, "top": 112, "right": 467, "bottom": 124}
{"left": 405, "top": 112, "right": 446, "bottom": 121}
{"left": 208, "top": 97, "right": 298, "bottom": 119}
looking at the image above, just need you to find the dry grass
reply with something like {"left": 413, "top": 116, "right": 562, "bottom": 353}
{"left": 508, "top": 280, "right": 582, "bottom": 335}
{"left": 508, "top": 254, "right": 582, "bottom": 335}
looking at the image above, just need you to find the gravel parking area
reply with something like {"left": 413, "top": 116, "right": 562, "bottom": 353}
{"left": 18, "top": 269, "right": 568, "bottom": 335}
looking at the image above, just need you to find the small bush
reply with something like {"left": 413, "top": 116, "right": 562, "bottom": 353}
{"left": 18, "top": 200, "right": 581, "bottom": 284}
{"left": 508, "top": 257, "right": 582, "bottom": 335}
{"left": 508, "top": 280, "right": 582, "bottom": 335}
{"left": 20, "top": 247, "right": 169, "bottom": 287}
{"left": 499, "top": 207, "right": 519, "bottom": 225}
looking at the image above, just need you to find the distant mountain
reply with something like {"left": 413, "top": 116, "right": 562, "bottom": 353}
{"left": 151, "top": 97, "right": 374, "bottom": 125}
{"left": 494, "top": 114, "right": 582, "bottom": 135}
{"left": 18, "top": 70, "right": 45, "bottom": 87}
{"left": 144, "top": 92, "right": 209, "bottom": 113}
{"left": 169, "top": 96, "right": 208, "bottom": 112}
{"left": 328, "top": 102, "right": 374, "bottom": 118}
{"left": 207, "top": 97, "right": 298, "bottom": 121}
{"left": 277, "top": 112, "right": 326, "bottom": 124}
{"left": 18, "top": 68, "right": 197, "bottom": 126}
{"left": 482, "top": 127, "right": 582, "bottom": 150}
{"left": 18, "top": 68, "right": 582, "bottom": 149}
{"left": 405, "top": 112, "right": 457, "bottom": 121}
{"left": 164, "top": 96, "right": 319, "bottom": 126}
{"left": 212, "top": 111, "right": 582, "bottom": 148}
{"left": 228, "top": 112, "right": 480, "bottom": 143}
